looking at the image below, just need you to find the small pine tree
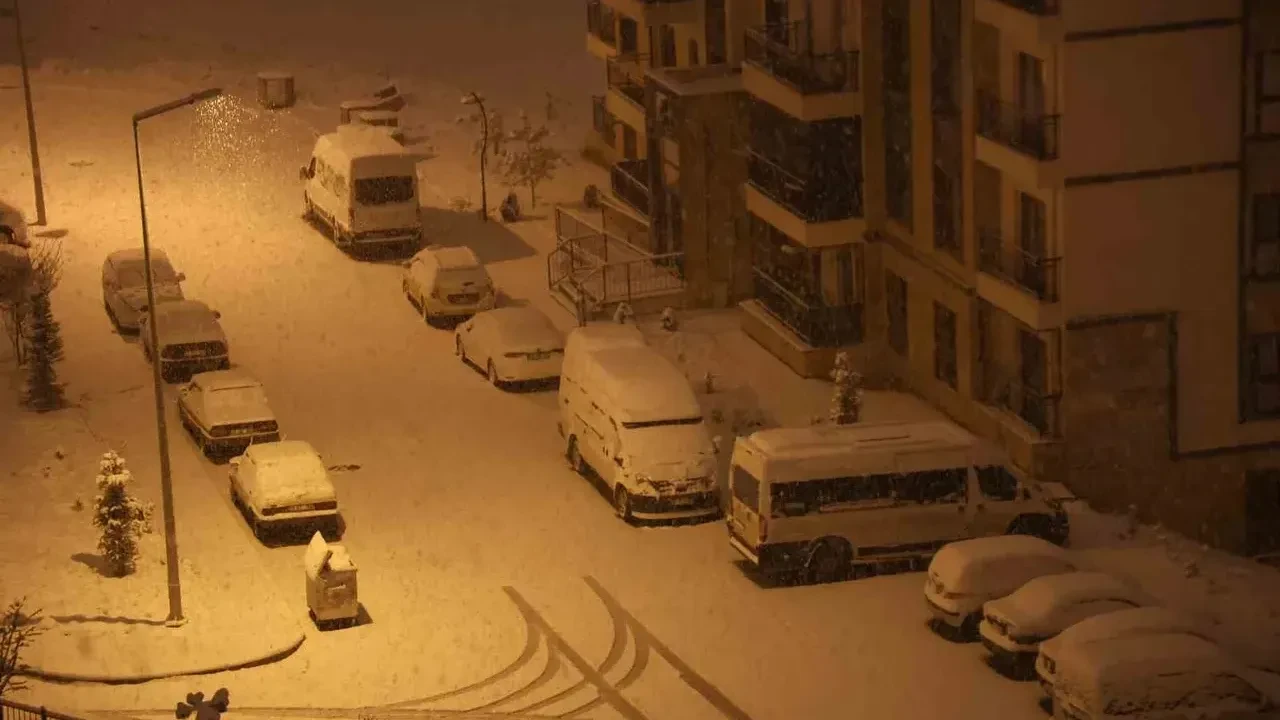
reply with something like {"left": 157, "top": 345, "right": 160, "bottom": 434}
{"left": 22, "top": 289, "right": 65, "bottom": 411}
{"left": 92, "top": 451, "right": 150, "bottom": 577}
{"left": 829, "top": 351, "right": 863, "bottom": 425}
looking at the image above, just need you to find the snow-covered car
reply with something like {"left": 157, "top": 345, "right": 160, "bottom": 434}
{"left": 1049, "top": 632, "right": 1275, "bottom": 720}
{"left": 1036, "top": 607, "right": 1211, "bottom": 699}
{"left": 979, "top": 571, "right": 1153, "bottom": 668}
{"left": 455, "top": 306, "right": 564, "bottom": 387}
{"left": 925, "top": 535, "right": 1076, "bottom": 636}
{"left": 139, "top": 299, "right": 229, "bottom": 382}
{"left": 102, "top": 248, "right": 186, "bottom": 331}
{"left": 230, "top": 440, "right": 340, "bottom": 542}
{"left": 402, "top": 245, "right": 496, "bottom": 323}
{"left": 178, "top": 370, "right": 281, "bottom": 456}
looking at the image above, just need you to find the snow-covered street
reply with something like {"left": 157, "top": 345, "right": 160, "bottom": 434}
{"left": 4, "top": 2, "right": 1280, "bottom": 719}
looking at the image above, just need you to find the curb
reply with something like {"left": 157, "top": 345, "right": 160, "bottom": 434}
{"left": 18, "top": 631, "right": 305, "bottom": 685}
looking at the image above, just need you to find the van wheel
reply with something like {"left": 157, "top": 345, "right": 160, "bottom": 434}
{"left": 566, "top": 436, "right": 585, "bottom": 475}
{"left": 806, "top": 539, "right": 851, "bottom": 584}
{"left": 613, "top": 485, "right": 632, "bottom": 521}
{"left": 1007, "top": 515, "right": 1053, "bottom": 541}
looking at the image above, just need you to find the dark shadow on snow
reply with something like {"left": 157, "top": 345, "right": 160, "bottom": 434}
{"left": 70, "top": 552, "right": 111, "bottom": 577}
{"left": 50, "top": 612, "right": 171, "bottom": 627}
{"left": 735, "top": 555, "right": 922, "bottom": 590}
{"left": 419, "top": 206, "right": 537, "bottom": 264}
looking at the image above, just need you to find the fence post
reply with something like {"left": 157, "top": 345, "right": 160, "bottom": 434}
{"left": 626, "top": 262, "right": 632, "bottom": 303}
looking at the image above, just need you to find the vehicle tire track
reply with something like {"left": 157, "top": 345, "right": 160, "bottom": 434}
{"left": 468, "top": 634, "right": 563, "bottom": 712}
{"left": 555, "top": 578, "right": 650, "bottom": 718}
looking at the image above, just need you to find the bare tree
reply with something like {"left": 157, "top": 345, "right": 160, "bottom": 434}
{"left": 0, "top": 599, "right": 43, "bottom": 699}
{"left": 2, "top": 236, "right": 62, "bottom": 366}
{"left": 499, "top": 96, "right": 565, "bottom": 209}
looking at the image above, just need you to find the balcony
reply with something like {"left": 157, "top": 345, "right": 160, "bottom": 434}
{"left": 752, "top": 268, "right": 863, "bottom": 348}
{"left": 610, "top": 159, "right": 651, "bottom": 217}
{"left": 976, "top": 229, "right": 1062, "bottom": 329}
{"left": 605, "top": 54, "right": 649, "bottom": 132}
{"left": 745, "top": 151, "right": 864, "bottom": 248}
{"left": 586, "top": 0, "right": 617, "bottom": 59}
{"left": 974, "top": 0, "right": 1063, "bottom": 46}
{"left": 975, "top": 91, "right": 1062, "bottom": 189}
{"left": 978, "top": 361, "right": 1060, "bottom": 438}
{"left": 742, "top": 21, "right": 861, "bottom": 122}
{"left": 598, "top": 0, "right": 697, "bottom": 26}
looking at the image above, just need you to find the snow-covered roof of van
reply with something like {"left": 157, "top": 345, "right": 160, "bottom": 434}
{"left": 747, "top": 421, "right": 977, "bottom": 459}
{"left": 589, "top": 346, "right": 701, "bottom": 423}
{"left": 320, "top": 125, "right": 411, "bottom": 159}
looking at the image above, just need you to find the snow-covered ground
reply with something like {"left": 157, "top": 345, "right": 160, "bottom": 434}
{"left": 2, "top": 2, "right": 1280, "bottom": 719}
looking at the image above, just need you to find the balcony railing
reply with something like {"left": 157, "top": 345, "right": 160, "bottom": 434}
{"left": 610, "top": 159, "right": 650, "bottom": 216}
{"left": 747, "top": 150, "right": 861, "bottom": 223}
{"left": 753, "top": 268, "right": 863, "bottom": 348}
{"left": 978, "top": 229, "right": 1060, "bottom": 302}
{"left": 744, "top": 20, "right": 859, "bottom": 95}
{"left": 994, "top": 0, "right": 1060, "bottom": 16}
{"left": 979, "top": 362, "right": 1060, "bottom": 437}
{"left": 586, "top": 0, "right": 617, "bottom": 46}
{"left": 607, "top": 55, "right": 648, "bottom": 107}
{"left": 975, "top": 91, "right": 1060, "bottom": 160}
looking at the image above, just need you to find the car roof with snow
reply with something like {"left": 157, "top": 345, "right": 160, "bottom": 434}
{"left": 419, "top": 245, "right": 483, "bottom": 270}
{"left": 192, "top": 369, "right": 261, "bottom": 392}
{"left": 246, "top": 440, "right": 321, "bottom": 465}
{"left": 566, "top": 322, "right": 646, "bottom": 352}
{"left": 1047, "top": 607, "right": 1206, "bottom": 652}
{"left": 747, "top": 421, "right": 976, "bottom": 459}
{"left": 319, "top": 124, "right": 410, "bottom": 160}
{"left": 1007, "top": 571, "right": 1145, "bottom": 611}
{"left": 107, "top": 248, "right": 173, "bottom": 268}
{"left": 1060, "top": 632, "right": 1238, "bottom": 687}
{"left": 587, "top": 346, "right": 701, "bottom": 424}
{"left": 937, "top": 535, "right": 1070, "bottom": 566}
{"left": 482, "top": 307, "right": 562, "bottom": 347}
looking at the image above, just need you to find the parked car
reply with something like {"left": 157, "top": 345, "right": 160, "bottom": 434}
{"left": 101, "top": 248, "right": 186, "bottom": 331}
{"left": 139, "top": 299, "right": 229, "bottom": 382}
{"left": 455, "top": 306, "right": 564, "bottom": 387}
{"left": 230, "top": 440, "right": 340, "bottom": 542}
{"left": 402, "top": 245, "right": 495, "bottom": 323}
{"left": 1048, "top": 632, "right": 1274, "bottom": 720}
{"left": 925, "top": 535, "right": 1077, "bottom": 637}
{"left": 301, "top": 124, "right": 421, "bottom": 248}
{"left": 1036, "top": 607, "right": 1211, "bottom": 699}
{"left": 178, "top": 370, "right": 281, "bottom": 456}
{"left": 979, "top": 571, "right": 1153, "bottom": 668}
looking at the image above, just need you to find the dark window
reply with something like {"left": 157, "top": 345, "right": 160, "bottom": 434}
{"left": 769, "top": 474, "right": 896, "bottom": 518}
{"left": 732, "top": 465, "right": 762, "bottom": 511}
{"left": 619, "top": 16, "right": 639, "bottom": 54}
{"left": 1253, "top": 193, "right": 1280, "bottom": 278}
{"left": 1246, "top": 469, "right": 1280, "bottom": 556}
{"left": 977, "top": 465, "right": 1019, "bottom": 501}
{"left": 1248, "top": 333, "right": 1280, "bottom": 418}
{"left": 883, "top": 0, "right": 912, "bottom": 227}
{"left": 658, "top": 25, "right": 677, "bottom": 67}
{"left": 895, "top": 468, "right": 967, "bottom": 504}
{"left": 934, "top": 301, "right": 957, "bottom": 388}
{"left": 622, "top": 124, "right": 638, "bottom": 159}
{"left": 687, "top": 39, "right": 699, "bottom": 65}
{"left": 1019, "top": 192, "right": 1047, "bottom": 257}
{"left": 887, "top": 272, "right": 908, "bottom": 355}
{"left": 354, "top": 176, "right": 414, "bottom": 205}
{"left": 933, "top": 165, "right": 959, "bottom": 253}
{"left": 705, "top": 0, "right": 727, "bottom": 64}
{"left": 1254, "top": 50, "right": 1280, "bottom": 135}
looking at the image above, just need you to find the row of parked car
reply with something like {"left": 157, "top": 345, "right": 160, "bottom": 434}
{"left": 102, "top": 248, "right": 341, "bottom": 544}
{"left": 924, "top": 535, "right": 1276, "bottom": 719}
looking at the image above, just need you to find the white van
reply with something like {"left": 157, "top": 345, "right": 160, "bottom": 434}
{"left": 558, "top": 325, "right": 719, "bottom": 522}
{"left": 300, "top": 125, "right": 421, "bottom": 248}
{"left": 727, "top": 421, "right": 1068, "bottom": 582}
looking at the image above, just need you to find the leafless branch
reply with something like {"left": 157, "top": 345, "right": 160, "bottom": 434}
{"left": 0, "top": 598, "right": 44, "bottom": 698}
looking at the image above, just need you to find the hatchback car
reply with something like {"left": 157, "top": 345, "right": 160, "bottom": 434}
{"left": 102, "top": 248, "right": 186, "bottom": 331}
{"left": 979, "top": 571, "right": 1153, "bottom": 669}
{"left": 139, "top": 299, "right": 229, "bottom": 382}
{"left": 402, "top": 245, "right": 495, "bottom": 323}
{"left": 178, "top": 370, "right": 280, "bottom": 456}
{"left": 455, "top": 306, "right": 564, "bottom": 387}
{"left": 230, "top": 440, "right": 340, "bottom": 542}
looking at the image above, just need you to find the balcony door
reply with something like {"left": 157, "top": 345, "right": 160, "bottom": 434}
{"left": 706, "top": 0, "right": 727, "bottom": 64}
{"left": 619, "top": 16, "right": 639, "bottom": 54}
{"left": 1018, "top": 192, "right": 1047, "bottom": 295}
{"left": 1018, "top": 328, "right": 1047, "bottom": 431}
{"left": 1016, "top": 52, "right": 1045, "bottom": 118}
{"left": 656, "top": 25, "right": 678, "bottom": 67}
{"left": 809, "top": 0, "right": 845, "bottom": 53}
{"left": 765, "top": 0, "right": 789, "bottom": 44}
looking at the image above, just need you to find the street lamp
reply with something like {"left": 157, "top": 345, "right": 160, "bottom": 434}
{"left": 132, "top": 86, "right": 223, "bottom": 626}
{"left": 461, "top": 92, "right": 489, "bottom": 222}
{"left": 0, "top": 0, "right": 46, "bottom": 225}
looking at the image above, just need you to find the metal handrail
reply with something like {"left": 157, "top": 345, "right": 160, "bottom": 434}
{"left": 743, "top": 20, "right": 859, "bottom": 94}
{"left": 610, "top": 159, "right": 650, "bottom": 216}
{"left": 978, "top": 361, "right": 1060, "bottom": 437}
{"left": 977, "top": 229, "right": 1060, "bottom": 302}
{"left": 746, "top": 149, "right": 861, "bottom": 223}
{"left": 752, "top": 267, "right": 863, "bottom": 347}
{"left": 975, "top": 90, "right": 1060, "bottom": 160}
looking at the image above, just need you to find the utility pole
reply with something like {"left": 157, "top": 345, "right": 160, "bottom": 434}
{"left": 5, "top": 0, "right": 47, "bottom": 225}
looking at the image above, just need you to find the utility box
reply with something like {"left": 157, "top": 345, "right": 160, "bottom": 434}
{"left": 303, "top": 531, "right": 358, "bottom": 629}
{"left": 256, "top": 71, "right": 295, "bottom": 109}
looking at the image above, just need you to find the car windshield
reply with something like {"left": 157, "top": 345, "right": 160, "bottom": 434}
{"left": 160, "top": 306, "right": 217, "bottom": 331}
{"left": 206, "top": 385, "right": 269, "bottom": 415}
{"left": 118, "top": 262, "right": 178, "bottom": 288}
{"left": 439, "top": 267, "right": 490, "bottom": 289}
{"left": 354, "top": 176, "right": 414, "bottom": 205}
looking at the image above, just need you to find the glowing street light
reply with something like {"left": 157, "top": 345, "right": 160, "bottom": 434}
{"left": 132, "top": 86, "right": 223, "bottom": 626}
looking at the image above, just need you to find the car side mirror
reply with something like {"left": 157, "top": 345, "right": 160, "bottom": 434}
{"left": 175, "top": 272, "right": 187, "bottom": 283}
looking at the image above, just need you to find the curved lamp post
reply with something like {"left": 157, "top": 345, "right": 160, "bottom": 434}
{"left": 132, "top": 87, "right": 223, "bottom": 626}
{"left": 461, "top": 92, "right": 489, "bottom": 222}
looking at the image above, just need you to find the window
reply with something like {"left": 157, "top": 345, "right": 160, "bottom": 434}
{"left": 705, "top": 0, "right": 727, "bottom": 64}
{"left": 622, "top": 124, "right": 638, "bottom": 159}
{"left": 1256, "top": 50, "right": 1280, "bottom": 135}
{"left": 934, "top": 301, "right": 957, "bottom": 388}
{"left": 883, "top": 0, "right": 913, "bottom": 228}
{"left": 687, "top": 39, "right": 699, "bottom": 65}
{"left": 658, "top": 25, "right": 677, "bottom": 67}
{"left": 1248, "top": 333, "right": 1280, "bottom": 417}
{"left": 770, "top": 474, "right": 897, "bottom": 518}
{"left": 895, "top": 468, "right": 967, "bottom": 504}
{"left": 977, "top": 465, "right": 1019, "bottom": 501}
{"left": 933, "top": 165, "right": 959, "bottom": 253}
{"left": 1246, "top": 469, "right": 1280, "bottom": 556}
{"left": 1019, "top": 192, "right": 1047, "bottom": 257}
{"left": 354, "top": 176, "right": 414, "bottom": 205}
{"left": 732, "top": 465, "right": 761, "bottom": 510}
{"left": 618, "top": 16, "right": 638, "bottom": 54}
{"left": 887, "top": 272, "right": 908, "bottom": 355}
{"left": 1254, "top": 194, "right": 1280, "bottom": 278}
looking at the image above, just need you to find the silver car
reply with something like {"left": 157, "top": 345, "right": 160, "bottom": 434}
{"left": 102, "top": 248, "right": 186, "bottom": 331}
{"left": 139, "top": 299, "right": 229, "bottom": 382}
{"left": 178, "top": 370, "right": 280, "bottom": 456}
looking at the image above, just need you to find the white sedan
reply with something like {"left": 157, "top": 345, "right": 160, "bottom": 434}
{"left": 455, "top": 306, "right": 565, "bottom": 388}
{"left": 979, "top": 571, "right": 1153, "bottom": 670}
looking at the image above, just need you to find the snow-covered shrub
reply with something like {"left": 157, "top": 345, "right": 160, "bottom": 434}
{"left": 613, "top": 302, "right": 634, "bottom": 324}
{"left": 660, "top": 306, "right": 678, "bottom": 331}
{"left": 448, "top": 196, "right": 472, "bottom": 212}
{"left": 703, "top": 370, "right": 716, "bottom": 395}
{"left": 829, "top": 351, "right": 863, "bottom": 425}
{"left": 583, "top": 184, "right": 600, "bottom": 209}
{"left": 22, "top": 289, "right": 65, "bottom": 411}
{"left": 92, "top": 451, "right": 152, "bottom": 577}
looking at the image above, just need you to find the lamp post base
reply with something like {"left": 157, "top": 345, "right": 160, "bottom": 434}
{"left": 164, "top": 617, "right": 188, "bottom": 629}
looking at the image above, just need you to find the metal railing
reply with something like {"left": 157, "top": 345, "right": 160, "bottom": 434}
{"left": 977, "top": 229, "right": 1060, "bottom": 302}
{"left": 747, "top": 150, "right": 861, "bottom": 223}
{"left": 610, "top": 159, "right": 650, "bottom": 216}
{"left": 606, "top": 55, "right": 648, "bottom": 107}
{"left": 1, "top": 700, "right": 87, "bottom": 720}
{"left": 975, "top": 91, "right": 1060, "bottom": 160}
{"left": 549, "top": 208, "right": 684, "bottom": 312}
{"left": 752, "top": 268, "right": 863, "bottom": 348}
{"left": 978, "top": 362, "right": 1060, "bottom": 437}
{"left": 744, "top": 20, "right": 859, "bottom": 94}
{"left": 586, "top": 0, "right": 617, "bottom": 46}
{"left": 995, "top": 0, "right": 1060, "bottom": 15}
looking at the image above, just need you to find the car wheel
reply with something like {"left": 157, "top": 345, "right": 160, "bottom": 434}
{"left": 566, "top": 436, "right": 585, "bottom": 475}
{"left": 487, "top": 361, "right": 501, "bottom": 388}
{"left": 613, "top": 485, "right": 633, "bottom": 521}
{"left": 1007, "top": 515, "right": 1053, "bottom": 541}
{"left": 806, "top": 539, "right": 851, "bottom": 584}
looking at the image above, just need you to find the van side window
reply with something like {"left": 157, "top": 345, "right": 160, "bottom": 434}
{"left": 895, "top": 468, "right": 966, "bottom": 504}
{"left": 731, "top": 465, "right": 761, "bottom": 511}
{"left": 770, "top": 474, "right": 896, "bottom": 518}
{"left": 977, "top": 465, "right": 1019, "bottom": 501}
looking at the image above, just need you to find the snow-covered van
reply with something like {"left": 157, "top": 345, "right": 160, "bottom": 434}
{"left": 300, "top": 125, "right": 421, "bottom": 248}
{"left": 558, "top": 325, "right": 719, "bottom": 522}
{"left": 727, "top": 421, "right": 1069, "bottom": 583}
{"left": 230, "top": 440, "right": 340, "bottom": 542}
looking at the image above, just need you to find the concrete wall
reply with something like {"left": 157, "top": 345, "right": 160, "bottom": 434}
{"left": 1062, "top": 0, "right": 1243, "bottom": 37}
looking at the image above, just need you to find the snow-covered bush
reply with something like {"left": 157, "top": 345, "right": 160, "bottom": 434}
{"left": 92, "top": 451, "right": 152, "bottom": 577}
{"left": 583, "top": 184, "right": 601, "bottom": 209}
{"left": 22, "top": 289, "right": 65, "bottom": 411}
{"left": 703, "top": 370, "right": 716, "bottom": 394}
{"left": 829, "top": 351, "right": 863, "bottom": 425}
{"left": 661, "top": 306, "right": 678, "bottom": 331}
{"left": 613, "top": 302, "right": 634, "bottom": 324}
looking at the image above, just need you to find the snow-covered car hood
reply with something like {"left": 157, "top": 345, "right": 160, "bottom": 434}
{"left": 196, "top": 386, "right": 276, "bottom": 427}
{"left": 986, "top": 572, "right": 1144, "bottom": 637}
{"left": 622, "top": 424, "right": 717, "bottom": 483}
{"left": 256, "top": 462, "right": 336, "bottom": 509}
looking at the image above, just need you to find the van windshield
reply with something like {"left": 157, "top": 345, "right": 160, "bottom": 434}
{"left": 355, "top": 176, "right": 414, "bottom": 205}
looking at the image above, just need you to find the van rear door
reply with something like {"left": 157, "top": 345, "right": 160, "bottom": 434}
{"left": 351, "top": 171, "right": 419, "bottom": 234}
